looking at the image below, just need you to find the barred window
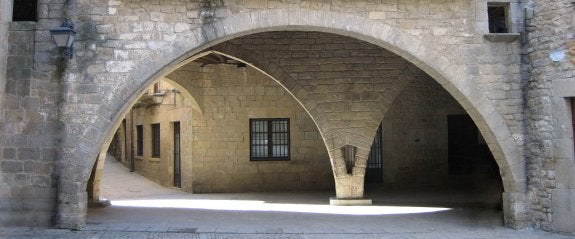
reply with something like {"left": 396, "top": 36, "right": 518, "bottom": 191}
{"left": 151, "top": 123, "right": 160, "bottom": 158}
{"left": 136, "top": 125, "right": 143, "bottom": 156}
{"left": 250, "top": 119, "right": 290, "bottom": 161}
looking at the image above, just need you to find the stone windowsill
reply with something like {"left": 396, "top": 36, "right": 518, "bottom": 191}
{"left": 9, "top": 21, "right": 37, "bottom": 31}
{"left": 149, "top": 157, "right": 160, "bottom": 163}
{"left": 483, "top": 33, "right": 521, "bottom": 43}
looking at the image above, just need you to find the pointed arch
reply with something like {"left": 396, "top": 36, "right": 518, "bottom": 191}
{"left": 57, "top": 8, "right": 525, "bottom": 229}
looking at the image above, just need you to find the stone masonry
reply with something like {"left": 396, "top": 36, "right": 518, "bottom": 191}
{"left": 170, "top": 63, "right": 334, "bottom": 193}
{"left": 109, "top": 64, "right": 334, "bottom": 194}
{"left": 523, "top": 0, "right": 575, "bottom": 232}
{"left": 0, "top": 0, "right": 573, "bottom": 235}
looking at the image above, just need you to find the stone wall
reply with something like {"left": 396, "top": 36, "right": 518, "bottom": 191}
{"left": 0, "top": 0, "right": 10, "bottom": 133}
{"left": 524, "top": 0, "right": 575, "bottom": 233}
{"left": 1, "top": 20, "right": 59, "bottom": 226}
{"left": 67, "top": 0, "right": 526, "bottom": 227}
{"left": 126, "top": 80, "right": 194, "bottom": 189}
{"left": 0, "top": 0, "right": 559, "bottom": 232}
{"left": 167, "top": 63, "right": 333, "bottom": 193}
{"left": 382, "top": 75, "right": 465, "bottom": 186}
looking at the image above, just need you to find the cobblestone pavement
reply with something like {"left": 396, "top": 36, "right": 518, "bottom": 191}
{"left": 3, "top": 158, "right": 574, "bottom": 239}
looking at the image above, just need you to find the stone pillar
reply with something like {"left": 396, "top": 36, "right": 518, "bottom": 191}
{"left": 0, "top": 1, "right": 10, "bottom": 108}
{"left": 86, "top": 153, "right": 110, "bottom": 208}
{"left": 56, "top": 178, "right": 88, "bottom": 229}
{"left": 0, "top": 1, "right": 10, "bottom": 223}
{"left": 502, "top": 192, "right": 529, "bottom": 229}
{"left": 334, "top": 175, "right": 366, "bottom": 198}
{"left": 328, "top": 143, "right": 372, "bottom": 205}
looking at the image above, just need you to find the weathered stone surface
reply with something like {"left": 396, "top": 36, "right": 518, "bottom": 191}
{"left": 0, "top": 0, "right": 573, "bottom": 235}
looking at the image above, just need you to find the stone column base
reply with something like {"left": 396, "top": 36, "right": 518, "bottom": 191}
{"left": 502, "top": 192, "right": 529, "bottom": 229}
{"left": 88, "top": 199, "right": 111, "bottom": 208}
{"left": 330, "top": 197, "right": 372, "bottom": 206}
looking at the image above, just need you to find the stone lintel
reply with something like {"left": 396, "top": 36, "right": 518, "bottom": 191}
{"left": 329, "top": 197, "right": 372, "bottom": 206}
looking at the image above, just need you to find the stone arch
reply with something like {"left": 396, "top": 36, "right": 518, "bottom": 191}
{"left": 57, "top": 8, "right": 525, "bottom": 229}
{"left": 83, "top": 77, "right": 203, "bottom": 208}
{"left": 206, "top": 43, "right": 426, "bottom": 190}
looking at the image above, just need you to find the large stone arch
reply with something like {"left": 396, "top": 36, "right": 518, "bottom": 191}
{"left": 84, "top": 77, "right": 203, "bottom": 207}
{"left": 206, "top": 42, "right": 426, "bottom": 198}
{"left": 56, "top": 8, "right": 526, "bottom": 229}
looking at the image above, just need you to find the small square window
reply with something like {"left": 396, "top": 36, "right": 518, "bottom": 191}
{"left": 250, "top": 119, "right": 290, "bottom": 161}
{"left": 12, "top": 0, "right": 37, "bottom": 22}
{"left": 153, "top": 82, "right": 161, "bottom": 94}
{"left": 488, "top": 3, "right": 509, "bottom": 33}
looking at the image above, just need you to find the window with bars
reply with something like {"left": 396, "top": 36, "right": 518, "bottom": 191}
{"left": 151, "top": 123, "right": 160, "bottom": 158}
{"left": 250, "top": 119, "right": 290, "bottom": 161}
{"left": 136, "top": 125, "right": 143, "bottom": 156}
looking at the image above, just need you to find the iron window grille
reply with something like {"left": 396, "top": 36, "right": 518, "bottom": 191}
{"left": 151, "top": 123, "right": 161, "bottom": 158}
{"left": 250, "top": 118, "right": 290, "bottom": 161}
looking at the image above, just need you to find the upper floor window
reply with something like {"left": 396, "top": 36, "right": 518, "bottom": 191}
{"left": 13, "top": 0, "right": 37, "bottom": 22}
{"left": 488, "top": 3, "right": 509, "bottom": 33}
{"left": 153, "top": 82, "right": 162, "bottom": 94}
{"left": 250, "top": 118, "right": 290, "bottom": 161}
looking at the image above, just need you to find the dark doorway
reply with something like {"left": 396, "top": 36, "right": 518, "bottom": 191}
{"left": 365, "top": 124, "right": 383, "bottom": 184}
{"left": 173, "top": 122, "right": 181, "bottom": 188}
{"left": 447, "top": 115, "right": 502, "bottom": 208}
{"left": 447, "top": 115, "right": 499, "bottom": 176}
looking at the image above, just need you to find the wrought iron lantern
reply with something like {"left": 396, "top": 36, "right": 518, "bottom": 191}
{"left": 152, "top": 93, "right": 165, "bottom": 105}
{"left": 50, "top": 19, "right": 76, "bottom": 59}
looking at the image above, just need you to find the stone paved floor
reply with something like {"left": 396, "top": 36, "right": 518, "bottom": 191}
{"left": 2, "top": 157, "right": 574, "bottom": 239}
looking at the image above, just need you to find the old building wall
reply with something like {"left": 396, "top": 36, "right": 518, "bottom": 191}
{"left": 382, "top": 76, "right": 466, "bottom": 186}
{"left": 215, "top": 29, "right": 524, "bottom": 198}
{"left": 524, "top": 0, "right": 575, "bottom": 233}
{"left": 0, "top": 0, "right": 540, "bottom": 231}
{"left": 168, "top": 63, "right": 333, "bottom": 193}
{"left": 0, "top": 0, "right": 13, "bottom": 224}
{"left": 1, "top": 0, "right": 64, "bottom": 225}
{"left": 128, "top": 80, "right": 194, "bottom": 189}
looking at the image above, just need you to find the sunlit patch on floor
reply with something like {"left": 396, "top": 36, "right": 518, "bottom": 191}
{"left": 110, "top": 199, "right": 452, "bottom": 215}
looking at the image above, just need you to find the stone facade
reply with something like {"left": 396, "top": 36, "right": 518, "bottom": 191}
{"left": 382, "top": 75, "right": 466, "bottom": 186}
{"left": 0, "top": 0, "right": 573, "bottom": 235}
{"left": 107, "top": 65, "right": 333, "bottom": 194}
{"left": 122, "top": 80, "right": 195, "bottom": 190}
{"left": 523, "top": 0, "right": 575, "bottom": 232}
